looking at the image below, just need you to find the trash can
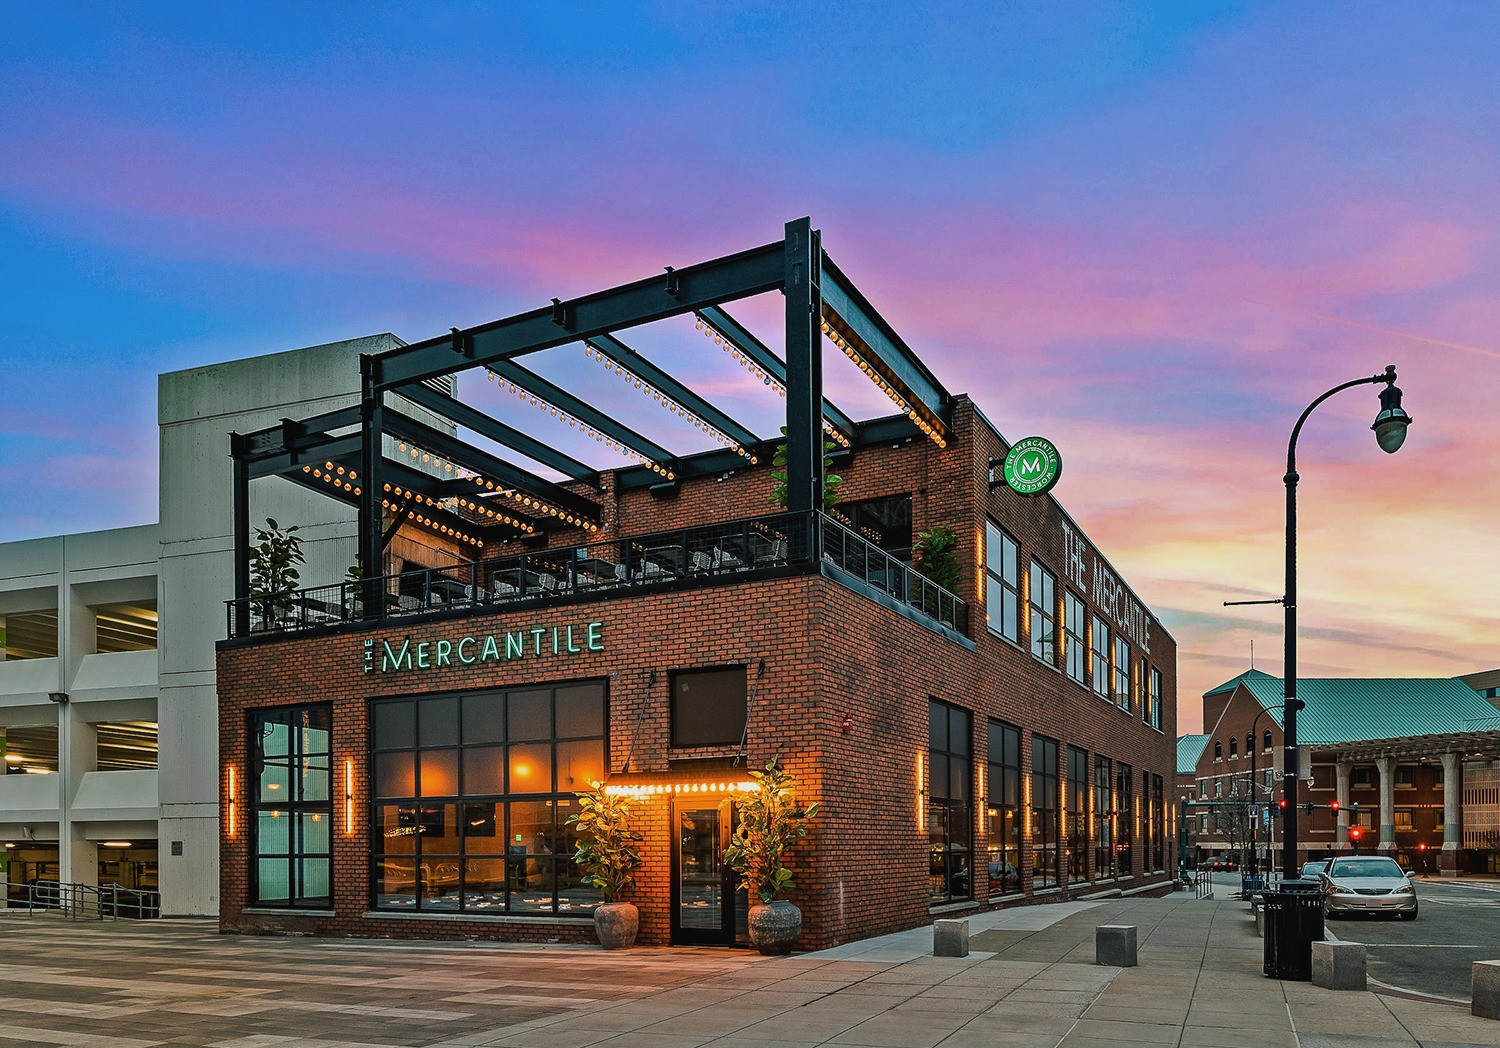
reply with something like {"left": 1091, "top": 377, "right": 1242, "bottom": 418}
{"left": 1262, "top": 878, "right": 1326, "bottom": 980}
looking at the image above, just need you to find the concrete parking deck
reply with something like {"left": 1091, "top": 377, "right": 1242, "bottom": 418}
{"left": 2, "top": 893, "right": 1496, "bottom": 1047}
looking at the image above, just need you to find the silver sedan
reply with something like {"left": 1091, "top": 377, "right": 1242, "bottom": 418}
{"left": 1320, "top": 856, "right": 1418, "bottom": 920}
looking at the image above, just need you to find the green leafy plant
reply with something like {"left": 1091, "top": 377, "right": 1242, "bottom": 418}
{"left": 566, "top": 782, "right": 643, "bottom": 903}
{"left": 725, "top": 759, "right": 819, "bottom": 904}
{"left": 914, "top": 524, "right": 961, "bottom": 592}
{"left": 249, "top": 517, "right": 304, "bottom": 624}
{"left": 770, "top": 427, "right": 842, "bottom": 512}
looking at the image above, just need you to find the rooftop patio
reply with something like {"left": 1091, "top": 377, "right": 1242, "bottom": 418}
{"left": 226, "top": 218, "right": 967, "bottom": 643}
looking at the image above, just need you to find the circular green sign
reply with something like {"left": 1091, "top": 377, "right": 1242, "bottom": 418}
{"left": 1003, "top": 436, "right": 1062, "bottom": 497}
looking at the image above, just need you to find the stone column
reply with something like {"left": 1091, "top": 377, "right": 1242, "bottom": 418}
{"left": 1376, "top": 755, "right": 1397, "bottom": 854}
{"left": 1335, "top": 761, "right": 1352, "bottom": 853}
{"left": 1441, "top": 752, "right": 1461, "bottom": 877}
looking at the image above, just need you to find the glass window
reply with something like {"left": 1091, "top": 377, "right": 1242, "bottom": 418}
{"left": 1029, "top": 561, "right": 1056, "bottom": 666}
{"left": 1214, "top": 740, "right": 1222, "bottom": 761}
{"left": 1091, "top": 616, "right": 1110, "bottom": 700}
{"left": 840, "top": 495, "right": 913, "bottom": 558}
{"left": 370, "top": 681, "right": 606, "bottom": 915}
{"left": 1263, "top": 729, "right": 1273, "bottom": 752}
{"left": 985, "top": 720, "right": 1022, "bottom": 896}
{"left": 670, "top": 667, "right": 747, "bottom": 748}
{"left": 1115, "top": 763, "right": 1134, "bottom": 875}
{"left": 1066, "top": 746, "right": 1089, "bottom": 885}
{"left": 928, "top": 700, "right": 972, "bottom": 903}
{"left": 984, "top": 522, "right": 1019, "bottom": 642}
{"left": 1395, "top": 766, "right": 1415, "bottom": 788}
{"left": 1394, "top": 808, "right": 1414, "bottom": 830}
{"left": 1229, "top": 737, "right": 1238, "bottom": 758}
{"left": 1112, "top": 636, "right": 1131, "bottom": 712}
{"left": 1064, "top": 592, "right": 1085, "bottom": 685}
{"left": 1147, "top": 668, "right": 1163, "bottom": 731}
{"left": 1031, "top": 735, "right": 1060, "bottom": 891}
{"left": 1151, "top": 774, "right": 1165, "bottom": 872}
{"left": 1093, "top": 757, "right": 1113, "bottom": 878}
{"left": 251, "top": 705, "right": 332, "bottom": 909}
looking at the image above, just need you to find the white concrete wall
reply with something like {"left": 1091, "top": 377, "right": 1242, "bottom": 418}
{"left": 155, "top": 333, "right": 402, "bottom": 915}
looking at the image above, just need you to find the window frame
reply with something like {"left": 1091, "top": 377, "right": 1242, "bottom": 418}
{"left": 1112, "top": 635, "right": 1131, "bottom": 712}
{"left": 985, "top": 719, "right": 1023, "bottom": 897}
{"left": 928, "top": 699, "right": 974, "bottom": 904}
{"left": 984, "top": 522, "right": 1020, "bottom": 643}
{"left": 1090, "top": 616, "right": 1111, "bottom": 701}
{"left": 249, "top": 703, "right": 334, "bottom": 910}
{"left": 1063, "top": 591, "right": 1086, "bottom": 685}
{"left": 1028, "top": 560, "right": 1057, "bottom": 667}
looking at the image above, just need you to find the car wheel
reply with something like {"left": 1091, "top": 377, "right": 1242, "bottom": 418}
{"left": 1397, "top": 907, "right": 1417, "bottom": 921}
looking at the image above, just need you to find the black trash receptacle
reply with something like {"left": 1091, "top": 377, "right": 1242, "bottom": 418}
{"left": 1262, "top": 878, "right": 1326, "bottom": 980}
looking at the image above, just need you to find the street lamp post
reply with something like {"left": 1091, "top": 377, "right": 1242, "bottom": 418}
{"left": 1281, "top": 365, "right": 1411, "bottom": 880}
{"left": 1247, "top": 702, "right": 1284, "bottom": 881}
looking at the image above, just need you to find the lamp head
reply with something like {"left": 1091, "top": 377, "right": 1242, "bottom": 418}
{"left": 1371, "top": 366, "right": 1411, "bottom": 454}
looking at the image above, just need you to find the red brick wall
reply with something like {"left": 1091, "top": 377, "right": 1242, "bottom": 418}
{"left": 218, "top": 398, "right": 1178, "bottom": 946}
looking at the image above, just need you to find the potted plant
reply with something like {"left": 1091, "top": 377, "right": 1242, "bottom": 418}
{"left": 566, "top": 782, "right": 644, "bottom": 949}
{"left": 914, "top": 524, "right": 960, "bottom": 615}
{"left": 248, "top": 517, "right": 304, "bottom": 627}
{"left": 770, "top": 428, "right": 843, "bottom": 511}
{"left": 726, "top": 758, "right": 819, "bottom": 954}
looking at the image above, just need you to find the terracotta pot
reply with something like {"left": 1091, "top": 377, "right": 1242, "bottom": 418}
{"left": 747, "top": 899, "right": 802, "bottom": 955}
{"left": 593, "top": 901, "right": 639, "bottom": 949}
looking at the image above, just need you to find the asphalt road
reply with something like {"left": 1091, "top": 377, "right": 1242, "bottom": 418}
{"left": 1325, "top": 876, "right": 1500, "bottom": 1001}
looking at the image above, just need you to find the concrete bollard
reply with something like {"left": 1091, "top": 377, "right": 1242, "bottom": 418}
{"left": 1096, "top": 925, "right": 1137, "bottom": 967}
{"left": 933, "top": 918, "right": 969, "bottom": 957}
{"left": 1311, "top": 941, "right": 1366, "bottom": 990}
{"left": 1474, "top": 960, "right": 1500, "bottom": 1020}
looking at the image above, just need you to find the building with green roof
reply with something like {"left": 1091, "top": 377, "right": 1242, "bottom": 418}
{"left": 1180, "top": 670, "right": 1500, "bottom": 877}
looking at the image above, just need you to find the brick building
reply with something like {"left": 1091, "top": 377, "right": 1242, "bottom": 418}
{"left": 1181, "top": 669, "right": 1500, "bottom": 876}
{"left": 215, "top": 220, "right": 1178, "bottom": 948}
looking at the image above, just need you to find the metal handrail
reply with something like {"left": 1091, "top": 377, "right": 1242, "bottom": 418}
{"left": 5, "top": 880, "right": 160, "bottom": 920}
{"left": 227, "top": 510, "right": 970, "bottom": 639}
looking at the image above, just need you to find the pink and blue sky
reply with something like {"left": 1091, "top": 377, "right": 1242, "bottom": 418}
{"left": 2, "top": 3, "right": 1496, "bottom": 728}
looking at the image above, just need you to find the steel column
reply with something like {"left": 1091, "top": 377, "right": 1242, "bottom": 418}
{"left": 782, "top": 217, "right": 822, "bottom": 529}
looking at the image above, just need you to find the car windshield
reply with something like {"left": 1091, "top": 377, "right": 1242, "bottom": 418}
{"left": 1329, "top": 858, "right": 1403, "bottom": 879}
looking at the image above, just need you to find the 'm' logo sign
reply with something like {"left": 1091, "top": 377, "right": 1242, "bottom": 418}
{"left": 1018, "top": 455, "right": 1043, "bottom": 478}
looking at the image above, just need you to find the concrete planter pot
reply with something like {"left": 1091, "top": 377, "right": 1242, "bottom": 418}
{"left": 747, "top": 900, "right": 802, "bottom": 955}
{"left": 593, "top": 901, "right": 639, "bottom": 950}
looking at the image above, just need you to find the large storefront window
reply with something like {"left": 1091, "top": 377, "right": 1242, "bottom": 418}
{"left": 1066, "top": 746, "right": 1089, "bottom": 885}
{"left": 1031, "top": 735, "right": 1059, "bottom": 891}
{"left": 985, "top": 720, "right": 1021, "bottom": 896}
{"left": 984, "top": 522, "right": 1019, "bottom": 642}
{"left": 370, "top": 681, "right": 606, "bottom": 915}
{"left": 928, "top": 699, "right": 973, "bottom": 903}
{"left": 1150, "top": 773, "right": 1165, "bottom": 872}
{"left": 251, "top": 705, "right": 332, "bottom": 909}
{"left": 1094, "top": 756, "right": 1114, "bottom": 879}
{"left": 1116, "top": 762, "right": 1134, "bottom": 875}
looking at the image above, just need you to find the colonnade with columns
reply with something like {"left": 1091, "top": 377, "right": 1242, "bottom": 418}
{"left": 1331, "top": 751, "right": 1463, "bottom": 875}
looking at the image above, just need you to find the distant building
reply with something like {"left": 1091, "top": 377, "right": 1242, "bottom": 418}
{"left": 1179, "top": 670, "right": 1500, "bottom": 875}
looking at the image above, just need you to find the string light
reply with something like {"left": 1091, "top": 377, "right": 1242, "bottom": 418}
{"left": 582, "top": 342, "right": 757, "bottom": 464}
{"left": 603, "top": 780, "right": 761, "bottom": 797}
{"left": 485, "top": 371, "right": 676, "bottom": 480}
{"left": 694, "top": 315, "right": 852, "bottom": 449}
{"left": 302, "top": 463, "right": 361, "bottom": 496}
{"left": 820, "top": 316, "right": 947, "bottom": 449}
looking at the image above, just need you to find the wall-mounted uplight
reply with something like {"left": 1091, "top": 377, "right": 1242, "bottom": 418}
{"left": 226, "top": 766, "right": 237, "bottom": 838}
{"left": 344, "top": 759, "right": 355, "bottom": 837}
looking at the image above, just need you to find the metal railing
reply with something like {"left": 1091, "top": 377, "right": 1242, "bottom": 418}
{"left": 5, "top": 880, "right": 160, "bottom": 919}
{"left": 227, "top": 510, "right": 969, "bottom": 640}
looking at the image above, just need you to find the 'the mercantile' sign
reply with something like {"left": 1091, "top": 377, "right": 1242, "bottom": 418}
{"left": 365, "top": 621, "right": 604, "bottom": 673}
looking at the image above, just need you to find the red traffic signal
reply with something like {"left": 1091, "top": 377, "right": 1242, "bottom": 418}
{"left": 1277, "top": 798, "right": 1287, "bottom": 809}
{"left": 1330, "top": 800, "right": 1340, "bottom": 812}
{"left": 1349, "top": 826, "right": 1363, "bottom": 840}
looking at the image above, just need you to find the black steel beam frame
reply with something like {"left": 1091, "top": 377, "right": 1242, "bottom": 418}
{"left": 231, "top": 217, "right": 955, "bottom": 618}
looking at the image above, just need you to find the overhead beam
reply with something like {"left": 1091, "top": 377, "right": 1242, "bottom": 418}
{"left": 242, "top": 434, "right": 364, "bottom": 481}
{"left": 386, "top": 412, "right": 602, "bottom": 523}
{"left": 820, "top": 252, "right": 951, "bottom": 436}
{"left": 588, "top": 332, "right": 761, "bottom": 452}
{"left": 696, "top": 305, "right": 857, "bottom": 437}
{"left": 484, "top": 356, "right": 676, "bottom": 470}
{"left": 380, "top": 459, "right": 537, "bottom": 541}
{"left": 396, "top": 380, "right": 598, "bottom": 483}
{"left": 375, "top": 241, "right": 786, "bottom": 389}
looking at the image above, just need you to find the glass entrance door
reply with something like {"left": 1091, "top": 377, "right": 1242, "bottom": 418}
{"left": 671, "top": 801, "right": 744, "bottom": 945}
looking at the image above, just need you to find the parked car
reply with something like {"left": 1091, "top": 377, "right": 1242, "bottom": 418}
{"left": 1319, "top": 856, "right": 1418, "bottom": 920}
{"left": 1300, "top": 859, "right": 1331, "bottom": 881}
{"left": 1202, "top": 856, "right": 1235, "bottom": 872}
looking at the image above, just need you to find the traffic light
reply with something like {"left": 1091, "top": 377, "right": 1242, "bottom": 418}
{"left": 1305, "top": 802, "right": 1314, "bottom": 816}
{"left": 1330, "top": 800, "right": 1340, "bottom": 813}
{"left": 1349, "top": 825, "right": 1363, "bottom": 853}
{"left": 1275, "top": 798, "right": 1286, "bottom": 818}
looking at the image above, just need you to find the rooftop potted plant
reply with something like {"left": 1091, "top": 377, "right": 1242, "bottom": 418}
{"left": 248, "top": 517, "right": 304, "bottom": 627}
{"left": 566, "top": 782, "right": 644, "bottom": 949}
{"left": 726, "top": 758, "right": 819, "bottom": 954}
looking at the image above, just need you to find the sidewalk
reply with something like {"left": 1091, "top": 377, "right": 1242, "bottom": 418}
{"left": 2, "top": 893, "right": 1496, "bottom": 1047}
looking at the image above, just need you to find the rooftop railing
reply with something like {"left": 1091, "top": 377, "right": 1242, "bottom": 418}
{"left": 227, "top": 510, "right": 967, "bottom": 639}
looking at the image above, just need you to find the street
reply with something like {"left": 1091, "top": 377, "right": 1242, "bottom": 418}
{"left": 1205, "top": 870, "right": 1500, "bottom": 1001}
{"left": 1328, "top": 877, "right": 1500, "bottom": 1001}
